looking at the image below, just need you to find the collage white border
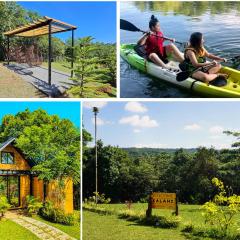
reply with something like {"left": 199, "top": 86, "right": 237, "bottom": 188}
{"left": 1, "top": 1, "right": 240, "bottom": 240}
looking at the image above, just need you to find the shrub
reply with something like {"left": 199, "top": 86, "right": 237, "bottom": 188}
{"left": 201, "top": 178, "right": 240, "bottom": 236}
{"left": 39, "top": 201, "right": 75, "bottom": 225}
{"left": 84, "top": 192, "right": 111, "bottom": 205}
{"left": 25, "top": 195, "right": 43, "bottom": 216}
{"left": 119, "top": 209, "right": 144, "bottom": 221}
{"left": 140, "top": 215, "right": 181, "bottom": 228}
{"left": 181, "top": 222, "right": 194, "bottom": 233}
{"left": 186, "top": 226, "right": 240, "bottom": 240}
{"left": 10, "top": 197, "right": 19, "bottom": 207}
{"left": 0, "top": 196, "right": 10, "bottom": 219}
{"left": 139, "top": 197, "right": 148, "bottom": 203}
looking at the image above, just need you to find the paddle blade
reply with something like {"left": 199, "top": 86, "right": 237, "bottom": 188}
{"left": 120, "top": 19, "right": 141, "bottom": 32}
{"left": 176, "top": 71, "right": 191, "bottom": 82}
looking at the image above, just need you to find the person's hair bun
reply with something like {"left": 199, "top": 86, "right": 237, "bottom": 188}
{"left": 151, "top": 15, "right": 155, "bottom": 20}
{"left": 149, "top": 15, "right": 159, "bottom": 29}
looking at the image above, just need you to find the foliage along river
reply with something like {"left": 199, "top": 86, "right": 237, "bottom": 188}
{"left": 120, "top": 1, "right": 240, "bottom": 98}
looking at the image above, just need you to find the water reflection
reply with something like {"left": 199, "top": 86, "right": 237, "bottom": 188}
{"left": 133, "top": 1, "right": 240, "bottom": 17}
{"left": 120, "top": 1, "right": 240, "bottom": 98}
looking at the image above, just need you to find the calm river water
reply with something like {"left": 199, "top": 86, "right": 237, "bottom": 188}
{"left": 120, "top": 1, "right": 240, "bottom": 98}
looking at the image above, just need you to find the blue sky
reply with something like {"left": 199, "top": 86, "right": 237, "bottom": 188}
{"left": 19, "top": 1, "right": 116, "bottom": 43}
{"left": 83, "top": 101, "right": 239, "bottom": 149}
{"left": 0, "top": 102, "right": 81, "bottom": 128}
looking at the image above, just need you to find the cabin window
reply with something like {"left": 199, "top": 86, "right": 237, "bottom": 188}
{"left": 1, "top": 152, "right": 14, "bottom": 164}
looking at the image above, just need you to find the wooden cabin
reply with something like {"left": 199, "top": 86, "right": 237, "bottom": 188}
{"left": 0, "top": 137, "right": 73, "bottom": 213}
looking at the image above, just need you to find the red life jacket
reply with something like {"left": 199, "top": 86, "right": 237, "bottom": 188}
{"left": 145, "top": 31, "right": 165, "bottom": 57}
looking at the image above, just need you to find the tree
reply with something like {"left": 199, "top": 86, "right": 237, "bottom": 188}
{"left": 0, "top": 2, "right": 40, "bottom": 60}
{"left": 0, "top": 109, "right": 80, "bottom": 209}
{"left": 38, "top": 36, "right": 65, "bottom": 61}
{"left": 94, "top": 43, "right": 117, "bottom": 87}
{"left": 68, "top": 37, "right": 115, "bottom": 98}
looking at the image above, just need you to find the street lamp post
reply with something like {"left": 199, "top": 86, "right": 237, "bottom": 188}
{"left": 93, "top": 107, "right": 99, "bottom": 204}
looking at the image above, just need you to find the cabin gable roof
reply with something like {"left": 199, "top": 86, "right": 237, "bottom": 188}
{"left": 0, "top": 137, "right": 16, "bottom": 151}
{"left": 0, "top": 137, "right": 35, "bottom": 168}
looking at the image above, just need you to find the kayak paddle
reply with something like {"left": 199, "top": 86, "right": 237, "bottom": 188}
{"left": 176, "top": 62, "right": 217, "bottom": 82}
{"left": 120, "top": 19, "right": 187, "bottom": 46}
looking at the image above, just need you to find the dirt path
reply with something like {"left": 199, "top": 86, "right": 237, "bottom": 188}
{"left": 0, "top": 64, "right": 46, "bottom": 98}
{"left": 6, "top": 211, "right": 76, "bottom": 240}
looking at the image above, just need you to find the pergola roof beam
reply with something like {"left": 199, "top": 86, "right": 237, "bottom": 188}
{"left": 4, "top": 20, "right": 51, "bottom": 36}
{"left": 44, "top": 16, "right": 77, "bottom": 29}
{"left": 4, "top": 16, "right": 77, "bottom": 37}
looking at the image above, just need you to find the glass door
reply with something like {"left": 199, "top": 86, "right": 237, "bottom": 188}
{"left": 0, "top": 176, "right": 20, "bottom": 207}
{"left": 8, "top": 176, "right": 20, "bottom": 207}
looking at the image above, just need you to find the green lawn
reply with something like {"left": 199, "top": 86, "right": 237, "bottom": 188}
{"left": 33, "top": 210, "right": 80, "bottom": 240}
{"left": 0, "top": 63, "right": 46, "bottom": 98}
{"left": 83, "top": 203, "right": 240, "bottom": 240}
{"left": 42, "top": 62, "right": 71, "bottom": 74}
{"left": 83, "top": 211, "right": 187, "bottom": 240}
{"left": 99, "top": 203, "right": 206, "bottom": 224}
{"left": 0, "top": 219, "right": 40, "bottom": 240}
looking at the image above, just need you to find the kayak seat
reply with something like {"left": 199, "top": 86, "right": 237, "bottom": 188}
{"left": 134, "top": 44, "right": 147, "bottom": 59}
{"left": 191, "top": 75, "right": 227, "bottom": 87}
{"left": 209, "top": 76, "right": 227, "bottom": 87}
{"left": 134, "top": 44, "right": 169, "bottom": 65}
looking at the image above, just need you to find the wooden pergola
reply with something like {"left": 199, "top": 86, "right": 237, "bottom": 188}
{"left": 4, "top": 16, "right": 77, "bottom": 85}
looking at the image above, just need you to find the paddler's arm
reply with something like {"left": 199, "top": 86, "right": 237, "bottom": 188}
{"left": 137, "top": 32, "right": 149, "bottom": 46}
{"left": 187, "top": 50, "right": 217, "bottom": 68}
{"left": 163, "top": 36, "right": 175, "bottom": 42}
{"left": 205, "top": 51, "right": 226, "bottom": 62}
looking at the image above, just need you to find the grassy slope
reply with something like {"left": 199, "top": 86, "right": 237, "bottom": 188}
{"left": 0, "top": 219, "right": 40, "bottom": 240}
{"left": 99, "top": 203, "right": 205, "bottom": 223}
{"left": 83, "top": 203, "right": 240, "bottom": 240}
{"left": 83, "top": 211, "right": 186, "bottom": 240}
{"left": 42, "top": 62, "right": 71, "bottom": 74}
{"left": 33, "top": 211, "right": 80, "bottom": 240}
{"left": 0, "top": 64, "right": 46, "bottom": 98}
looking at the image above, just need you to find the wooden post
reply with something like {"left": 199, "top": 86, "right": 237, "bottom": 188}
{"left": 146, "top": 193, "right": 152, "bottom": 218}
{"left": 175, "top": 192, "right": 179, "bottom": 216}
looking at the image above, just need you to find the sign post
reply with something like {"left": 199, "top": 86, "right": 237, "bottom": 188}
{"left": 146, "top": 192, "right": 178, "bottom": 217}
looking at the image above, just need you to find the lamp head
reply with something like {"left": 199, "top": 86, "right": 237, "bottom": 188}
{"left": 93, "top": 107, "right": 99, "bottom": 114}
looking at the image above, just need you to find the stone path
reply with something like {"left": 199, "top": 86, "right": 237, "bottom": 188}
{"left": 6, "top": 211, "right": 76, "bottom": 240}
{"left": 4, "top": 63, "right": 74, "bottom": 97}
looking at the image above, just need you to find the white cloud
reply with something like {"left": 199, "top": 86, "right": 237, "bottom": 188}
{"left": 125, "top": 102, "right": 148, "bottom": 113}
{"left": 91, "top": 117, "right": 105, "bottom": 126}
{"left": 209, "top": 125, "right": 224, "bottom": 135}
{"left": 119, "top": 115, "right": 158, "bottom": 128}
{"left": 84, "top": 101, "right": 107, "bottom": 109}
{"left": 134, "top": 143, "right": 167, "bottom": 148}
{"left": 184, "top": 123, "right": 201, "bottom": 131}
{"left": 209, "top": 135, "right": 223, "bottom": 140}
{"left": 133, "top": 129, "right": 141, "bottom": 133}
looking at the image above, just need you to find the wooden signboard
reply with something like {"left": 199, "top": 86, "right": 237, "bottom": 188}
{"left": 146, "top": 192, "right": 178, "bottom": 217}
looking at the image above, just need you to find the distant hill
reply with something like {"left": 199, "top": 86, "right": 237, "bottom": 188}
{"left": 122, "top": 147, "right": 198, "bottom": 156}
